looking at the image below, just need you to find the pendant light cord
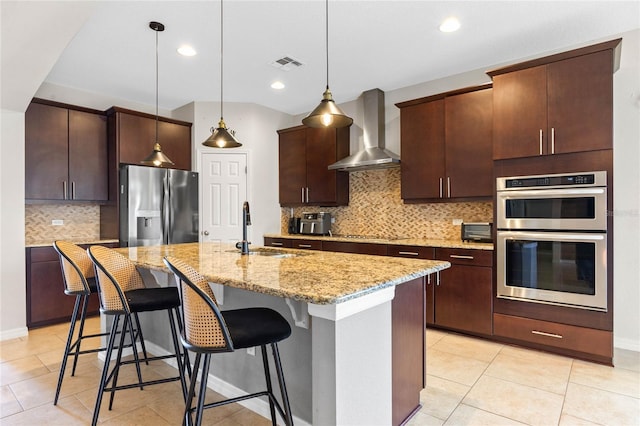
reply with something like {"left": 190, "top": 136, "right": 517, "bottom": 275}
{"left": 155, "top": 28, "right": 159, "bottom": 143}
{"left": 220, "top": 0, "right": 224, "bottom": 120}
{"left": 325, "top": 0, "right": 329, "bottom": 90}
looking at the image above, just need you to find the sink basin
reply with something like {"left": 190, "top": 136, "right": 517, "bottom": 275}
{"left": 226, "top": 248, "right": 299, "bottom": 258}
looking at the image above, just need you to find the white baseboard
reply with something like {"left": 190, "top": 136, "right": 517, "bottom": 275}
{"left": 614, "top": 337, "right": 640, "bottom": 352}
{"left": 143, "top": 340, "right": 310, "bottom": 426}
{"left": 0, "top": 326, "right": 28, "bottom": 341}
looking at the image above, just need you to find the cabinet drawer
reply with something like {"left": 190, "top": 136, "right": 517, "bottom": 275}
{"left": 387, "top": 245, "right": 434, "bottom": 259}
{"left": 436, "top": 248, "right": 492, "bottom": 266}
{"left": 263, "top": 237, "right": 293, "bottom": 248}
{"left": 291, "top": 239, "right": 323, "bottom": 250}
{"left": 322, "top": 241, "right": 387, "bottom": 256}
{"left": 494, "top": 313, "right": 612, "bottom": 359}
{"left": 30, "top": 246, "right": 59, "bottom": 262}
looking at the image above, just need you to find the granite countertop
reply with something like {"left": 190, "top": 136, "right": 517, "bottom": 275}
{"left": 26, "top": 239, "right": 119, "bottom": 248}
{"left": 116, "top": 242, "right": 450, "bottom": 305}
{"left": 264, "top": 233, "right": 494, "bottom": 251}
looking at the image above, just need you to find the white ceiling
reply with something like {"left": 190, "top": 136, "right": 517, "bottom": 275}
{"left": 27, "top": 1, "right": 640, "bottom": 115}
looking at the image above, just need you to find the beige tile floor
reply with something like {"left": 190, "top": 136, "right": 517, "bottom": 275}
{"left": 1, "top": 317, "right": 639, "bottom": 425}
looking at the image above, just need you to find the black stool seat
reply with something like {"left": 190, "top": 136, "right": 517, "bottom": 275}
{"left": 223, "top": 308, "right": 292, "bottom": 349}
{"left": 125, "top": 287, "right": 181, "bottom": 312}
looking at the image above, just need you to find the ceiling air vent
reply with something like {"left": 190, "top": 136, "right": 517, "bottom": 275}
{"left": 270, "top": 56, "right": 304, "bottom": 71}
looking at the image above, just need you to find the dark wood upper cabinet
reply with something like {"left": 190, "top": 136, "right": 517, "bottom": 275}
{"left": 490, "top": 39, "right": 621, "bottom": 160}
{"left": 277, "top": 125, "right": 349, "bottom": 206}
{"left": 108, "top": 107, "right": 192, "bottom": 171}
{"left": 397, "top": 85, "right": 493, "bottom": 202}
{"left": 25, "top": 100, "right": 107, "bottom": 202}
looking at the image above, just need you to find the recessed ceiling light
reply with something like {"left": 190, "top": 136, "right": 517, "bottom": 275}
{"left": 439, "top": 17, "right": 460, "bottom": 33}
{"left": 177, "top": 45, "right": 197, "bottom": 56}
{"left": 271, "top": 81, "right": 285, "bottom": 90}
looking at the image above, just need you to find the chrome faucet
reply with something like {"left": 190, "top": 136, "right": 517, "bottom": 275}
{"left": 240, "top": 201, "right": 251, "bottom": 255}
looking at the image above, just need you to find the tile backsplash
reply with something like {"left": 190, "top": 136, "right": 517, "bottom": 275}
{"left": 25, "top": 204, "right": 101, "bottom": 244}
{"left": 281, "top": 168, "right": 493, "bottom": 240}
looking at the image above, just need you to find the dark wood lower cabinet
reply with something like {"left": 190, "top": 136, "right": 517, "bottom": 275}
{"left": 493, "top": 313, "right": 613, "bottom": 364}
{"left": 26, "top": 243, "right": 117, "bottom": 328}
{"left": 392, "top": 277, "right": 425, "bottom": 426}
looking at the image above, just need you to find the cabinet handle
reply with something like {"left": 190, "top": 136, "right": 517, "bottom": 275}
{"left": 306, "top": 187, "right": 309, "bottom": 203}
{"left": 301, "top": 188, "right": 305, "bottom": 203}
{"left": 551, "top": 127, "right": 555, "bottom": 154}
{"left": 539, "top": 129, "right": 544, "bottom": 155}
{"left": 63, "top": 181, "right": 68, "bottom": 200}
{"left": 531, "top": 330, "right": 563, "bottom": 339}
{"left": 298, "top": 244, "right": 312, "bottom": 248}
{"left": 71, "top": 181, "right": 76, "bottom": 199}
{"left": 447, "top": 177, "right": 451, "bottom": 198}
{"left": 450, "top": 254, "right": 474, "bottom": 260}
{"left": 398, "top": 251, "right": 419, "bottom": 256}
{"left": 427, "top": 274, "right": 431, "bottom": 285}
{"left": 270, "top": 242, "right": 284, "bottom": 246}
{"left": 436, "top": 271, "right": 441, "bottom": 286}
{"left": 439, "top": 178, "right": 443, "bottom": 198}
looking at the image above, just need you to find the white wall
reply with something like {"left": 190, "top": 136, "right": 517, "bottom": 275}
{"left": 612, "top": 29, "right": 640, "bottom": 351}
{"left": 0, "top": 110, "right": 27, "bottom": 339}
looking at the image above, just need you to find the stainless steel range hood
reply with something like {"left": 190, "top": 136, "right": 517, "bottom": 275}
{"left": 328, "top": 88, "right": 400, "bottom": 172}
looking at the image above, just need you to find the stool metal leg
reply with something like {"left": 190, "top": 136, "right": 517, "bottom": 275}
{"left": 261, "top": 345, "right": 277, "bottom": 426}
{"left": 194, "top": 353, "right": 211, "bottom": 426}
{"left": 53, "top": 294, "right": 81, "bottom": 405}
{"left": 133, "top": 312, "right": 150, "bottom": 365}
{"left": 70, "top": 294, "right": 90, "bottom": 376}
{"left": 183, "top": 352, "right": 201, "bottom": 426}
{"left": 168, "top": 308, "right": 188, "bottom": 401}
{"left": 272, "top": 343, "right": 294, "bottom": 426}
{"left": 92, "top": 315, "right": 120, "bottom": 426}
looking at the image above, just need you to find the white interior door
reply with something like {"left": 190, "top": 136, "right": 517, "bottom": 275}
{"left": 200, "top": 152, "right": 248, "bottom": 244}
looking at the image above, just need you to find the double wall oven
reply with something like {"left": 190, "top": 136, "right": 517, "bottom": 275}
{"left": 496, "top": 171, "right": 608, "bottom": 312}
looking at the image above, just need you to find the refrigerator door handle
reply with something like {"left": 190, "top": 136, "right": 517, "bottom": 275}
{"left": 162, "top": 172, "right": 170, "bottom": 245}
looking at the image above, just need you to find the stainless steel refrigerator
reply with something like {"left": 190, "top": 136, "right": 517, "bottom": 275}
{"left": 119, "top": 165, "right": 199, "bottom": 247}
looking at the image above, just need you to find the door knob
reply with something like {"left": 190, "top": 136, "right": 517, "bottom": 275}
{"left": 203, "top": 230, "right": 209, "bottom": 236}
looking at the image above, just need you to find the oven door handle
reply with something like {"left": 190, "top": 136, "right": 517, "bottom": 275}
{"left": 497, "top": 187, "right": 605, "bottom": 198}
{"left": 497, "top": 231, "right": 605, "bottom": 241}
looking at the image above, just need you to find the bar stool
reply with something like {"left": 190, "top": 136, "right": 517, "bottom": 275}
{"left": 52, "top": 240, "right": 115, "bottom": 405}
{"left": 163, "top": 256, "right": 294, "bottom": 426}
{"left": 87, "top": 245, "right": 188, "bottom": 426}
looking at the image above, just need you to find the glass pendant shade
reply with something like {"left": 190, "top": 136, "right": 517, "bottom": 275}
{"left": 141, "top": 142, "right": 174, "bottom": 167}
{"left": 302, "top": 87, "right": 353, "bottom": 128}
{"left": 202, "top": 119, "right": 242, "bottom": 148}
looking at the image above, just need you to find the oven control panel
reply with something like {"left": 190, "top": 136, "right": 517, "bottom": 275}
{"left": 498, "top": 171, "right": 606, "bottom": 191}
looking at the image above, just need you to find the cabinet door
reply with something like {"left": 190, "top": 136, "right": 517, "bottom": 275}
{"left": 400, "top": 100, "right": 445, "bottom": 200}
{"left": 278, "top": 127, "right": 307, "bottom": 205}
{"left": 445, "top": 88, "right": 493, "bottom": 198}
{"left": 547, "top": 49, "right": 613, "bottom": 154}
{"left": 68, "top": 110, "right": 108, "bottom": 201}
{"left": 306, "top": 127, "right": 341, "bottom": 204}
{"left": 117, "top": 112, "right": 156, "bottom": 165}
{"left": 158, "top": 120, "right": 192, "bottom": 170}
{"left": 435, "top": 265, "right": 492, "bottom": 335}
{"left": 25, "top": 103, "right": 69, "bottom": 200}
{"left": 492, "top": 66, "right": 547, "bottom": 160}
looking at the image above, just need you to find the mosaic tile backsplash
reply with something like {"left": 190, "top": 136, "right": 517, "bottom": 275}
{"left": 25, "top": 204, "right": 101, "bottom": 244}
{"left": 281, "top": 168, "right": 493, "bottom": 240}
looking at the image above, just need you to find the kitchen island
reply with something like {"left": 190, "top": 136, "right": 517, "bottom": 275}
{"left": 116, "top": 242, "right": 450, "bottom": 425}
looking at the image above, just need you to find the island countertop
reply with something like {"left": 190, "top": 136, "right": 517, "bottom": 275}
{"left": 116, "top": 242, "right": 450, "bottom": 305}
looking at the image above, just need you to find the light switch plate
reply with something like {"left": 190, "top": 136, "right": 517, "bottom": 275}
{"left": 52, "top": 219, "right": 64, "bottom": 226}
{"left": 452, "top": 218, "right": 463, "bottom": 225}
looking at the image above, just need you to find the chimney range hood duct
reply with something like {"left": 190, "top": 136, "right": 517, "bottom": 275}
{"left": 327, "top": 88, "right": 400, "bottom": 172}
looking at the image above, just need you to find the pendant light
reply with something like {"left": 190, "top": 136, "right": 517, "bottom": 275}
{"left": 302, "top": 0, "right": 353, "bottom": 129}
{"left": 202, "top": 0, "right": 242, "bottom": 148}
{"left": 141, "top": 21, "right": 175, "bottom": 167}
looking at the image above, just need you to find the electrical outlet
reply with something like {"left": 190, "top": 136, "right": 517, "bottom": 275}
{"left": 452, "top": 218, "right": 463, "bottom": 225}
{"left": 52, "top": 219, "right": 64, "bottom": 226}
{"left": 247, "top": 347, "right": 255, "bottom": 356}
